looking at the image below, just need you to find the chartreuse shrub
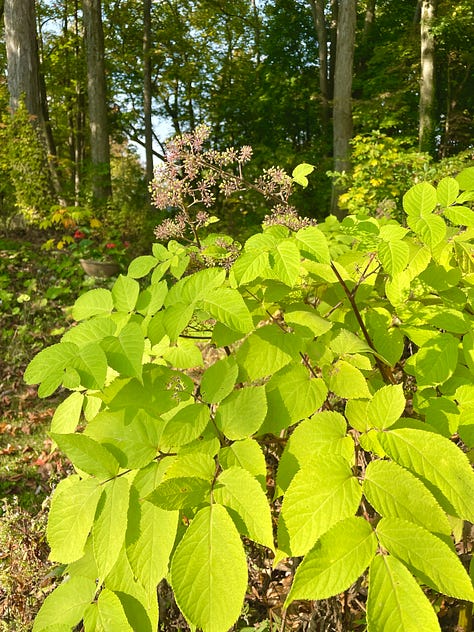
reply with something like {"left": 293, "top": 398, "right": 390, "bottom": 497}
{"left": 25, "top": 158, "right": 474, "bottom": 632}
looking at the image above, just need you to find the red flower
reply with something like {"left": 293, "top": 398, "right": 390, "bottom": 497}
{"left": 123, "top": 241, "right": 130, "bottom": 248}
{"left": 106, "top": 242, "right": 116, "bottom": 249}
{"left": 74, "top": 230, "right": 86, "bottom": 239}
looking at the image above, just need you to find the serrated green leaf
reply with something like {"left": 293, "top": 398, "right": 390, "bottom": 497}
{"left": 136, "top": 280, "right": 167, "bottom": 316}
{"left": 284, "top": 306, "right": 333, "bottom": 338}
{"left": 276, "top": 411, "right": 353, "bottom": 494}
{"left": 279, "top": 455, "right": 362, "bottom": 556}
{"left": 112, "top": 275, "right": 140, "bottom": 312}
{"left": 126, "top": 499, "right": 178, "bottom": 590}
{"left": 92, "top": 476, "right": 130, "bottom": 580}
{"left": 330, "top": 329, "right": 372, "bottom": 355}
{"left": 378, "top": 239, "right": 410, "bottom": 276}
{"left": 378, "top": 427, "right": 474, "bottom": 521}
{"left": 437, "top": 177, "right": 459, "bottom": 207}
{"left": 367, "top": 384, "right": 405, "bottom": 430}
{"left": 219, "top": 439, "right": 267, "bottom": 490}
{"left": 32, "top": 576, "right": 97, "bottom": 632}
{"left": 51, "top": 392, "right": 84, "bottom": 434}
{"left": 367, "top": 555, "right": 441, "bottom": 632}
{"left": 61, "top": 317, "right": 117, "bottom": 347}
{"left": 201, "top": 356, "right": 239, "bottom": 403}
{"left": 162, "top": 303, "right": 194, "bottom": 341}
{"left": 232, "top": 249, "right": 271, "bottom": 285}
{"left": 47, "top": 476, "right": 102, "bottom": 563}
{"left": 170, "top": 504, "right": 248, "bottom": 632}
{"left": 385, "top": 272, "right": 411, "bottom": 307}
{"left": 213, "top": 466, "right": 274, "bottom": 549}
{"left": 456, "top": 166, "right": 474, "bottom": 190}
{"left": 160, "top": 402, "right": 210, "bottom": 447}
{"left": 261, "top": 364, "right": 327, "bottom": 434}
{"left": 286, "top": 516, "right": 377, "bottom": 605}
{"left": 84, "top": 409, "right": 161, "bottom": 470}
{"left": 101, "top": 322, "right": 144, "bottom": 379}
{"left": 295, "top": 226, "right": 330, "bottom": 263}
{"left": 73, "top": 341, "right": 108, "bottom": 389}
{"left": 292, "top": 162, "right": 314, "bottom": 187}
{"left": 270, "top": 239, "right": 301, "bottom": 287}
{"left": 215, "top": 386, "right": 267, "bottom": 440}
{"left": 147, "top": 476, "right": 210, "bottom": 510}
{"left": 72, "top": 288, "right": 114, "bottom": 321}
{"left": 199, "top": 287, "right": 253, "bottom": 334}
{"left": 50, "top": 432, "right": 120, "bottom": 478}
{"left": 328, "top": 360, "right": 371, "bottom": 399}
{"left": 236, "top": 324, "right": 302, "bottom": 381}
{"left": 363, "top": 460, "right": 452, "bottom": 537}
{"left": 97, "top": 589, "right": 133, "bottom": 631}
{"left": 163, "top": 338, "right": 203, "bottom": 369}
{"left": 376, "top": 517, "right": 474, "bottom": 601}
{"left": 414, "top": 333, "right": 459, "bottom": 387}
{"left": 443, "top": 205, "right": 474, "bottom": 227}
{"left": 403, "top": 182, "right": 437, "bottom": 216}
{"left": 24, "top": 342, "right": 79, "bottom": 397}
{"left": 127, "top": 255, "right": 158, "bottom": 278}
{"left": 407, "top": 213, "right": 446, "bottom": 249}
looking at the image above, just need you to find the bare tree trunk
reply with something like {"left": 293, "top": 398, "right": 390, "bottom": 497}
{"left": 143, "top": 0, "right": 154, "bottom": 185}
{"left": 331, "top": 0, "right": 357, "bottom": 219}
{"left": 83, "top": 0, "right": 111, "bottom": 202}
{"left": 419, "top": 0, "right": 437, "bottom": 155}
{"left": 308, "top": 0, "right": 330, "bottom": 134}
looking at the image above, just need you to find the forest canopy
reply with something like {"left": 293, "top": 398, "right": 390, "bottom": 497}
{"left": 0, "top": 0, "right": 473, "bottom": 232}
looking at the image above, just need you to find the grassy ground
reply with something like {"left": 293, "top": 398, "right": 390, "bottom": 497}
{"left": 0, "top": 230, "right": 111, "bottom": 629}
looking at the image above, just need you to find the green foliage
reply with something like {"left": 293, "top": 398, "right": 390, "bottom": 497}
{"left": 25, "top": 168, "right": 474, "bottom": 631}
{"left": 0, "top": 101, "right": 54, "bottom": 225}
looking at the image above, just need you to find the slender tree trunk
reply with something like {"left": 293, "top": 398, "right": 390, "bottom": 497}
{"left": 82, "top": 0, "right": 111, "bottom": 202}
{"left": 4, "top": 0, "right": 42, "bottom": 116}
{"left": 328, "top": 0, "right": 338, "bottom": 99}
{"left": 4, "top": 0, "right": 64, "bottom": 202}
{"left": 331, "top": 0, "right": 357, "bottom": 219}
{"left": 308, "top": 0, "right": 330, "bottom": 134}
{"left": 143, "top": 0, "right": 154, "bottom": 185}
{"left": 419, "top": 0, "right": 437, "bottom": 155}
{"left": 362, "top": 0, "right": 376, "bottom": 46}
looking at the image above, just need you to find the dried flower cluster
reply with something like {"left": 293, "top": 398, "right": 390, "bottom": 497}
{"left": 151, "top": 124, "right": 315, "bottom": 244}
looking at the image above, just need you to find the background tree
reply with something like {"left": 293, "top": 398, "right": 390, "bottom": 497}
{"left": 331, "top": 0, "right": 357, "bottom": 217}
{"left": 82, "top": 0, "right": 111, "bottom": 202}
{"left": 419, "top": 0, "right": 437, "bottom": 154}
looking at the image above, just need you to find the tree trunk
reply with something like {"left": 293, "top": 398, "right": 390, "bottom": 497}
{"left": 143, "top": 0, "right": 154, "bottom": 185}
{"left": 308, "top": 0, "right": 330, "bottom": 135}
{"left": 4, "top": 0, "right": 42, "bottom": 117}
{"left": 419, "top": 0, "right": 437, "bottom": 155}
{"left": 331, "top": 0, "right": 357, "bottom": 219}
{"left": 4, "top": 0, "right": 64, "bottom": 203}
{"left": 82, "top": 0, "right": 111, "bottom": 202}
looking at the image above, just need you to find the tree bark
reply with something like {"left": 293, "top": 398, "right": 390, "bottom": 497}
{"left": 143, "top": 0, "right": 154, "bottom": 185}
{"left": 331, "top": 0, "right": 357, "bottom": 218}
{"left": 82, "top": 0, "right": 111, "bottom": 202}
{"left": 4, "top": 0, "right": 64, "bottom": 202}
{"left": 419, "top": 0, "right": 437, "bottom": 155}
{"left": 308, "top": 0, "right": 330, "bottom": 134}
{"left": 4, "top": 0, "right": 42, "bottom": 117}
